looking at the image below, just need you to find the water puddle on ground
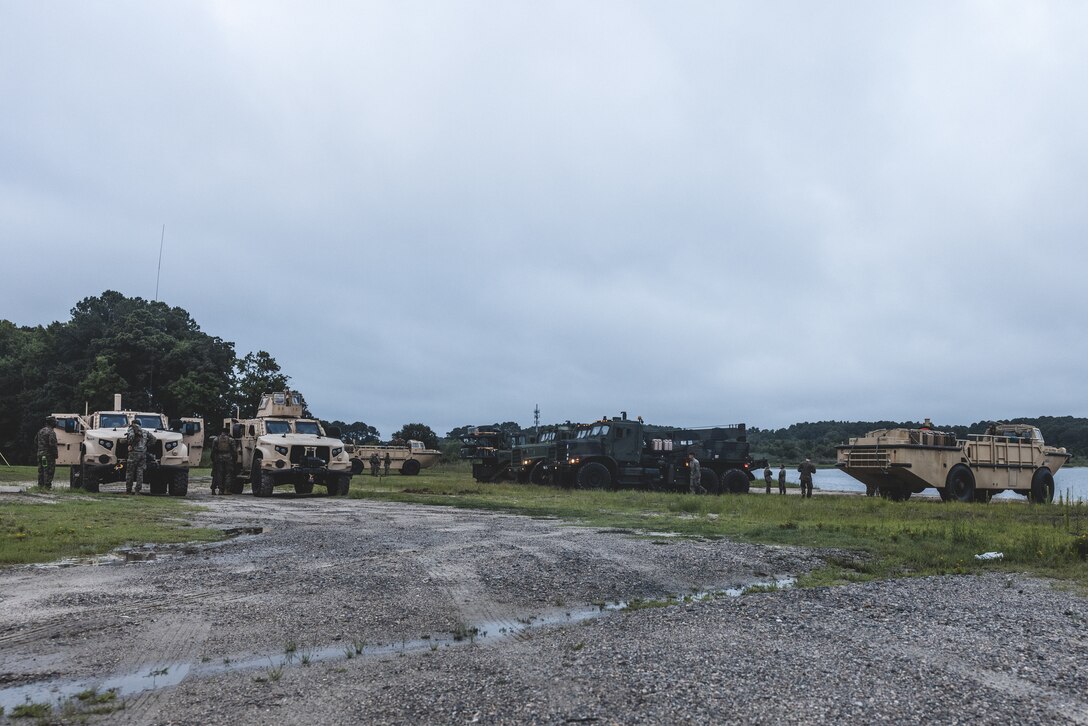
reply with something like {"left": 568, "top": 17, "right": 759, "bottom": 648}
{"left": 0, "top": 576, "right": 793, "bottom": 712}
{"left": 31, "top": 527, "right": 265, "bottom": 569}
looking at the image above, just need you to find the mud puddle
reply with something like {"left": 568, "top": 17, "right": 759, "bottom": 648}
{"left": 0, "top": 577, "right": 793, "bottom": 712}
{"left": 31, "top": 527, "right": 265, "bottom": 569}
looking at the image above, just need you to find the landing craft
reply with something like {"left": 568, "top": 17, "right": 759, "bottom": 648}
{"left": 836, "top": 422, "right": 1070, "bottom": 502}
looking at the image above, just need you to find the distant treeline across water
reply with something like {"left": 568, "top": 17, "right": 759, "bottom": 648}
{"left": 748, "top": 417, "right": 1088, "bottom": 465}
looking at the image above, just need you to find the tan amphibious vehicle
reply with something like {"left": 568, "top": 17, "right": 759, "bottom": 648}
{"left": 836, "top": 422, "right": 1070, "bottom": 503}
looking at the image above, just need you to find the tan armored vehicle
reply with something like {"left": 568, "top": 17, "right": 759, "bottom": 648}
{"left": 836, "top": 422, "right": 1070, "bottom": 503}
{"left": 225, "top": 390, "right": 353, "bottom": 496}
{"left": 51, "top": 394, "right": 204, "bottom": 495}
{"left": 345, "top": 440, "right": 441, "bottom": 476}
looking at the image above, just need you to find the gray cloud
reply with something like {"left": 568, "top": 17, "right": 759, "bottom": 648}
{"left": 3, "top": 2, "right": 1086, "bottom": 438}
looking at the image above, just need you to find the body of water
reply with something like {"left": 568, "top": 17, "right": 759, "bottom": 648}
{"left": 811, "top": 466, "right": 1087, "bottom": 502}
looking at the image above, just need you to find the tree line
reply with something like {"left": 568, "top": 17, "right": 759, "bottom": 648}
{"left": 0, "top": 291, "right": 382, "bottom": 463}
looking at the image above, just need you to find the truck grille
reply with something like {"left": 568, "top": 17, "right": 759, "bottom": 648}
{"left": 290, "top": 445, "right": 330, "bottom": 467}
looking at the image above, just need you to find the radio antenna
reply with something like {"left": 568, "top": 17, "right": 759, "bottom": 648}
{"left": 155, "top": 224, "right": 165, "bottom": 300}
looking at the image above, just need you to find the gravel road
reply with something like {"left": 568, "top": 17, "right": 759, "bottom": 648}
{"left": 0, "top": 485, "right": 1085, "bottom": 724}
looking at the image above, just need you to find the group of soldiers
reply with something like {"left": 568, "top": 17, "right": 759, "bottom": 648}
{"left": 685, "top": 450, "right": 817, "bottom": 497}
{"left": 368, "top": 451, "right": 392, "bottom": 476}
{"left": 34, "top": 415, "right": 154, "bottom": 494}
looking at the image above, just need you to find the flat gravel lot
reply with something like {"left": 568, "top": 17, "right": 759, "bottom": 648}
{"left": 0, "top": 488, "right": 1085, "bottom": 724}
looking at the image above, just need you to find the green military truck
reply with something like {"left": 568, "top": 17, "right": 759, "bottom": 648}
{"left": 547, "top": 413, "right": 763, "bottom": 493}
{"left": 460, "top": 426, "right": 528, "bottom": 483}
{"left": 510, "top": 422, "right": 584, "bottom": 484}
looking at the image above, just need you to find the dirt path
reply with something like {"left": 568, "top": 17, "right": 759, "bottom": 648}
{"left": 0, "top": 487, "right": 1084, "bottom": 724}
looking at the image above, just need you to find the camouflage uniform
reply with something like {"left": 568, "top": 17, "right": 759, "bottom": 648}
{"left": 125, "top": 423, "right": 153, "bottom": 494}
{"left": 383, "top": 452, "right": 391, "bottom": 475}
{"left": 369, "top": 453, "right": 381, "bottom": 476}
{"left": 210, "top": 431, "right": 237, "bottom": 495}
{"left": 763, "top": 466, "right": 773, "bottom": 494}
{"left": 778, "top": 465, "right": 786, "bottom": 495}
{"left": 797, "top": 459, "right": 816, "bottom": 498}
{"left": 688, "top": 454, "right": 705, "bottom": 494}
{"left": 35, "top": 417, "right": 58, "bottom": 489}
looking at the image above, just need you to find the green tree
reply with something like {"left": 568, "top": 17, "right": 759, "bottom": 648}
{"left": 391, "top": 423, "right": 439, "bottom": 450}
{"left": 233, "top": 351, "right": 290, "bottom": 417}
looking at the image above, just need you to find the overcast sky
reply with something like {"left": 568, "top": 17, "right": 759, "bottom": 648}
{"left": 2, "top": 2, "right": 1086, "bottom": 438}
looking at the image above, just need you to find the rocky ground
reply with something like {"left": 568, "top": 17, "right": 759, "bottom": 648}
{"left": 0, "top": 482, "right": 1085, "bottom": 724}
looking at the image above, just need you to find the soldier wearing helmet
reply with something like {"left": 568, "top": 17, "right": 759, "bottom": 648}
{"left": 125, "top": 420, "right": 153, "bottom": 494}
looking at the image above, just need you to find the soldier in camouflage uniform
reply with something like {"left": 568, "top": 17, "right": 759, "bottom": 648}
{"left": 763, "top": 465, "right": 773, "bottom": 494}
{"left": 369, "top": 452, "right": 381, "bottom": 476}
{"left": 210, "top": 425, "right": 237, "bottom": 495}
{"left": 35, "top": 416, "right": 59, "bottom": 489}
{"left": 124, "top": 421, "right": 153, "bottom": 494}
{"left": 797, "top": 458, "right": 816, "bottom": 498}
{"left": 688, "top": 452, "right": 706, "bottom": 494}
{"left": 778, "top": 464, "right": 787, "bottom": 495}
{"left": 383, "top": 451, "right": 391, "bottom": 476}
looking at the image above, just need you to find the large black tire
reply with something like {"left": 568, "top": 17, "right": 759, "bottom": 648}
{"left": 150, "top": 477, "right": 168, "bottom": 496}
{"left": 937, "top": 487, "right": 951, "bottom": 502}
{"left": 1029, "top": 468, "right": 1054, "bottom": 504}
{"left": 945, "top": 465, "right": 975, "bottom": 503}
{"left": 701, "top": 468, "right": 722, "bottom": 495}
{"left": 69, "top": 466, "right": 83, "bottom": 490}
{"left": 169, "top": 471, "right": 189, "bottom": 497}
{"left": 82, "top": 467, "right": 100, "bottom": 493}
{"left": 529, "top": 461, "right": 547, "bottom": 485}
{"left": 350, "top": 458, "right": 365, "bottom": 476}
{"left": 228, "top": 476, "right": 245, "bottom": 495}
{"left": 576, "top": 462, "right": 611, "bottom": 489}
{"left": 722, "top": 468, "right": 750, "bottom": 494}
{"left": 295, "top": 482, "right": 314, "bottom": 495}
{"left": 879, "top": 484, "right": 911, "bottom": 501}
{"left": 257, "top": 472, "right": 274, "bottom": 497}
{"left": 401, "top": 459, "right": 421, "bottom": 476}
{"left": 251, "top": 456, "right": 268, "bottom": 497}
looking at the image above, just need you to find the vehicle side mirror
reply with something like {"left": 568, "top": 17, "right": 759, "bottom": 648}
{"left": 325, "top": 426, "right": 341, "bottom": 439}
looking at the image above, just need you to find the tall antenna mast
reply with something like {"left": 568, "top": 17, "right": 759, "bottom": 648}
{"left": 534, "top": 404, "right": 540, "bottom": 434}
{"left": 155, "top": 224, "right": 165, "bottom": 300}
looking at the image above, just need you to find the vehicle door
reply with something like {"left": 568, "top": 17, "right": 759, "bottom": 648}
{"left": 52, "top": 414, "right": 85, "bottom": 466}
{"left": 180, "top": 418, "right": 205, "bottom": 466}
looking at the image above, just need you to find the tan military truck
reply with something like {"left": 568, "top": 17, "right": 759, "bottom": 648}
{"left": 346, "top": 440, "right": 441, "bottom": 476}
{"left": 51, "top": 394, "right": 204, "bottom": 495}
{"left": 836, "top": 422, "right": 1071, "bottom": 503}
{"left": 225, "top": 390, "right": 353, "bottom": 496}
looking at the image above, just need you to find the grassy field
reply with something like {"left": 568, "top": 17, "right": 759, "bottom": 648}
{"left": 349, "top": 463, "right": 1088, "bottom": 588}
{"left": 0, "top": 465, "right": 222, "bottom": 565}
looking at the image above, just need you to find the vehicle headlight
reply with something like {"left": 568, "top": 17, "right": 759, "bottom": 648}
{"left": 100, "top": 439, "right": 114, "bottom": 450}
{"left": 523, "top": 459, "right": 531, "bottom": 466}
{"left": 568, "top": 456, "right": 580, "bottom": 465}
{"left": 332, "top": 447, "right": 343, "bottom": 458}
{"left": 164, "top": 441, "right": 178, "bottom": 451}
{"left": 275, "top": 445, "right": 289, "bottom": 456}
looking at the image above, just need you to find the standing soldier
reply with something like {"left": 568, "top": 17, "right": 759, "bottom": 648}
{"left": 797, "top": 458, "right": 816, "bottom": 498}
{"left": 125, "top": 421, "right": 152, "bottom": 495}
{"left": 383, "top": 451, "right": 392, "bottom": 476}
{"left": 369, "top": 452, "right": 381, "bottom": 476}
{"left": 778, "top": 464, "right": 787, "bottom": 495}
{"left": 763, "top": 465, "right": 773, "bottom": 494}
{"left": 210, "top": 425, "right": 237, "bottom": 495}
{"left": 36, "top": 416, "right": 59, "bottom": 489}
{"left": 687, "top": 452, "right": 705, "bottom": 494}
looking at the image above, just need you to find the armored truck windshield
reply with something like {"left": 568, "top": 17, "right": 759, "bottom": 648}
{"left": 135, "top": 414, "right": 165, "bottom": 429}
{"left": 295, "top": 421, "right": 322, "bottom": 435}
{"left": 99, "top": 414, "right": 128, "bottom": 428}
{"left": 266, "top": 420, "right": 292, "bottom": 434}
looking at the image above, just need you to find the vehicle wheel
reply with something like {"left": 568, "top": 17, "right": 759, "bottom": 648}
{"left": 937, "top": 487, "right": 951, "bottom": 502}
{"left": 701, "top": 468, "right": 722, "bottom": 495}
{"left": 339, "top": 476, "right": 352, "bottom": 496}
{"left": 880, "top": 485, "right": 910, "bottom": 501}
{"left": 169, "top": 471, "right": 189, "bottom": 497}
{"left": 945, "top": 465, "right": 975, "bottom": 503}
{"left": 83, "top": 468, "right": 100, "bottom": 493}
{"left": 150, "top": 478, "right": 168, "bottom": 496}
{"left": 257, "top": 472, "right": 274, "bottom": 497}
{"left": 1029, "top": 468, "right": 1054, "bottom": 504}
{"left": 529, "top": 461, "right": 547, "bottom": 485}
{"left": 69, "top": 465, "right": 82, "bottom": 490}
{"left": 295, "top": 482, "right": 314, "bottom": 495}
{"left": 350, "top": 458, "right": 365, "bottom": 476}
{"left": 401, "top": 459, "right": 421, "bottom": 476}
{"left": 229, "top": 476, "right": 245, "bottom": 495}
{"left": 251, "top": 456, "right": 265, "bottom": 496}
{"left": 722, "top": 468, "right": 750, "bottom": 494}
{"left": 576, "top": 462, "right": 611, "bottom": 489}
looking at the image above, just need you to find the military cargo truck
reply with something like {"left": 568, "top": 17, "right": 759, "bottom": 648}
{"left": 510, "top": 423, "right": 583, "bottom": 484}
{"left": 547, "top": 413, "right": 762, "bottom": 493}
{"left": 346, "top": 439, "right": 441, "bottom": 476}
{"left": 52, "top": 394, "right": 203, "bottom": 495}
{"left": 460, "top": 426, "right": 526, "bottom": 483}
{"left": 226, "top": 391, "right": 353, "bottom": 496}
{"left": 836, "top": 422, "right": 1071, "bottom": 502}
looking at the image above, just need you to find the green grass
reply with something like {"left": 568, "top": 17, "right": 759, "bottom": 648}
{"left": 0, "top": 482, "right": 223, "bottom": 565}
{"left": 350, "top": 463, "right": 1088, "bottom": 587}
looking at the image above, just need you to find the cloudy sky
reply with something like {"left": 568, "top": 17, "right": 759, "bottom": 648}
{"left": 2, "top": 2, "right": 1086, "bottom": 438}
